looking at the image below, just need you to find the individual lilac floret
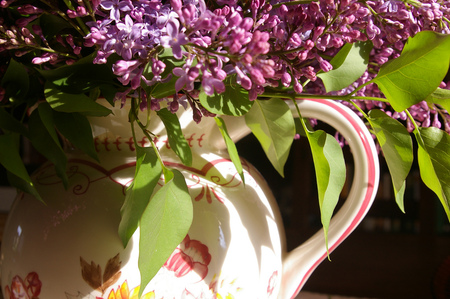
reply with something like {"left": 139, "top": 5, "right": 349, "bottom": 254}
{"left": 160, "top": 19, "right": 187, "bottom": 59}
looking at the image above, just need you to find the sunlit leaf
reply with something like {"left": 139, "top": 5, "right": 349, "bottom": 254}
{"left": 368, "top": 109, "right": 413, "bottom": 212}
{"left": 199, "top": 78, "right": 253, "bottom": 116}
{"left": 373, "top": 31, "right": 450, "bottom": 111}
{"left": 45, "top": 82, "right": 112, "bottom": 116}
{"left": 425, "top": 88, "right": 450, "bottom": 112}
{"left": 415, "top": 127, "right": 450, "bottom": 220}
{"left": 138, "top": 169, "right": 192, "bottom": 298}
{"left": 306, "top": 128, "right": 346, "bottom": 250}
{"left": 214, "top": 116, "right": 245, "bottom": 184}
{"left": 119, "top": 146, "right": 162, "bottom": 247}
{"left": 157, "top": 108, "right": 192, "bottom": 166}
{"left": 245, "top": 98, "right": 295, "bottom": 177}
{"left": 317, "top": 41, "right": 372, "bottom": 92}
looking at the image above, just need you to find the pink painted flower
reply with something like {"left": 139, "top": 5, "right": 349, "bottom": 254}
{"left": 164, "top": 234, "right": 211, "bottom": 282}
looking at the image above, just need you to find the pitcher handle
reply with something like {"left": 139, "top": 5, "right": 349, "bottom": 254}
{"left": 280, "top": 99, "right": 380, "bottom": 299}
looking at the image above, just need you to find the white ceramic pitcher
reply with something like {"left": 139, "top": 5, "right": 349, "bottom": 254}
{"left": 0, "top": 98, "right": 379, "bottom": 299}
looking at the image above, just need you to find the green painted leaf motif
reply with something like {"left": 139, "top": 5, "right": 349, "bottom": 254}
{"left": 425, "top": 88, "right": 450, "bottom": 112}
{"left": 373, "top": 31, "right": 450, "bottom": 112}
{"left": 138, "top": 169, "right": 193, "bottom": 298}
{"left": 28, "top": 108, "right": 68, "bottom": 188}
{"left": 0, "top": 134, "right": 42, "bottom": 201}
{"left": 317, "top": 41, "right": 372, "bottom": 92}
{"left": 416, "top": 127, "right": 450, "bottom": 220}
{"left": 53, "top": 112, "right": 99, "bottom": 161}
{"left": 244, "top": 99, "right": 295, "bottom": 177}
{"left": 45, "top": 83, "right": 112, "bottom": 116}
{"left": 214, "top": 116, "right": 245, "bottom": 184}
{"left": 199, "top": 78, "right": 253, "bottom": 116}
{"left": 306, "top": 129, "right": 346, "bottom": 249}
{"left": 368, "top": 109, "right": 413, "bottom": 212}
{"left": 119, "top": 146, "right": 162, "bottom": 247}
{"left": 157, "top": 108, "right": 192, "bottom": 166}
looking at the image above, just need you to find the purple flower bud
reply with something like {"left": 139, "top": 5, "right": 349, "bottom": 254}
{"left": 281, "top": 72, "right": 291, "bottom": 87}
{"left": 17, "top": 4, "right": 43, "bottom": 14}
{"left": 294, "top": 81, "right": 303, "bottom": 94}
{"left": 241, "top": 18, "right": 254, "bottom": 31}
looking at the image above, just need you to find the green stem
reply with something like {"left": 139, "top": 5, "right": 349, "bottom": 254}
{"left": 130, "top": 99, "right": 171, "bottom": 183}
{"left": 272, "top": 0, "right": 315, "bottom": 8}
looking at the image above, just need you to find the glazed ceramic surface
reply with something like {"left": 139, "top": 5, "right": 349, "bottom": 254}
{"left": 0, "top": 99, "right": 379, "bottom": 299}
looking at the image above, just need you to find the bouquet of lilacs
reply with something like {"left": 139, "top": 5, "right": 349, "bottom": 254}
{"left": 1, "top": 0, "right": 450, "bottom": 292}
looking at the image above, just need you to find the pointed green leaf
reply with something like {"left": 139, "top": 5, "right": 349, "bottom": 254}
{"left": 145, "top": 48, "right": 187, "bottom": 98}
{"left": 373, "top": 31, "right": 450, "bottom": 111}
{"left": 157, "top": 108, "right": 192, "bottom": 166}
{"left": 306, "top": 128, "right": 346, "bottom": 250}
{"left": 199, "top": 78, "right": 253, "bottom": 116}
{"left": 0, "top": 108, "right": 28, "bottom": 136}
{"left": 6, "top": 171, "right": 43, "bottom": 203}
{"left": 425, "top": 88, "right": 450, "bottom": 112}
{"left": 245, "top": 99, "right": 295, "bottom": 177}
{"left": 1, "top": 59, "right": 29, "bottom": 100}
{"left": 214, "top": 116, "right": 245, "bottom": 184}
{"left": 0, "top": 134, "right": 41, "bottom": 201}
{"left": 38, "top": 103, "right": 62, "bottom": 147}
{"left": 317, "top": 41, "right": 372, "bottom": 92}
{"left": 119, "top": 146, "right": 162, "bottom": 247}
{"left": 28, "top": 109, "right": 68, "bottom": 187}
{"left": 415, "top": 127, "right": 450, "bottom": 219}
{"left": 45, "top": 82, "right": 111, "bottom": 116}
{"left": 53, "top": 112, "right": 99, "bottom": 161}
{"left": 368, "top": 109, "right": 413, "bottom": 212}
{"left": 138, "top": 169, "right": 192, "bottom": 298}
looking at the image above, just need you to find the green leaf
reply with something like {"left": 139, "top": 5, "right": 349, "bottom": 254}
{"left": 306, "top": 128, "right": 346, "bottom": 250}
{"left": 425, "top": 88, "right": 450, "bottom": 112}
{"left": 6, "top": 171, "right": 43, "bottom": 203}
{"left": 38, "top": 103, "right": 62, "bottom": 147}
{"left": 53, "top": 112, "right": 99, "bottom": 161}
{"left": 39, "top": 13, "right": 73, "bottom": 40}
{"left": 138, "top": 169, "right": 192, "bottom": 298}
{"left": 1, "top": 59, "right": 29, "bottom": 100}
{"left": 373, "top": 31, "right": 450, "bottom": 111}
{"left": 244, "top": 98, "right": 295, "bottom": 177}
{"left": 0, "top": 134, "right": 42, "bottom": 201}
{"left": 145, "top": 48, "right": 187, "bottom": 98}
{"left": 45, "top": 82, "right": 112, "bottom": 116}
{"left": 119, "top": 146, "right": 162, "bottom": 247}
{"left": 157, "top": 108, "right": 192, "bottom": 166}
{"left": 317, "top": 41, "right": 372, "bottom": 92}
{"left": 214, "top": 116, "right": 245, "bottom": 184}
{"left": 38, "top": 53, "right": 117, "bottom": 95}
{"left": 28, "top": 108, "right": 68, "bottom": 187}
{"left": 367, "top": 109, "right": 413, "bottom": 212}
{"left": 0, "top": 108, "right": 28, "bottom": 136}
{"left": 415, "top": 127, "right": 450, "bottom": 220}
{"left": 199, "top": 78, "right": 253, "bottom": 116}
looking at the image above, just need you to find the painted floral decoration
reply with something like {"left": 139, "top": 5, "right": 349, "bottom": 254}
{"left": 1, "top": 0, "right": 450, "bottom": 294}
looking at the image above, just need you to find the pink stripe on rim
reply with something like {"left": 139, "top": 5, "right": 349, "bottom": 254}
{"left": 290, "top": 98, "right": 378, "bottom": 299}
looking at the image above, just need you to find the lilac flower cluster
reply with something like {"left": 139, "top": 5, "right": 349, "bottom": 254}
{"left": 1, "top": 0, "right": 449, "bottom": 130}
{"left": 83, "top": 0, "right": 450, "bottom": 129}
